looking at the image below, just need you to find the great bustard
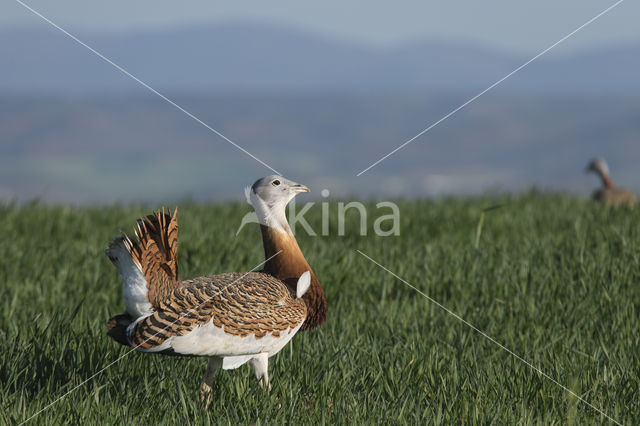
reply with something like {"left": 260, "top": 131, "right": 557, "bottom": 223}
{"left": 585, "top": 158, "right": 636, "bottom": 206}
{"left": 105, "top": 176, "right": 327, "bottom": 408}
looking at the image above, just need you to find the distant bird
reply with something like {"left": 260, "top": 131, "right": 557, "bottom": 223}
{"left": 585, "top": 158, "right": 637, "bottom": 206}
{"left": 105, "top": 176, "right": 327, "bottom": 408}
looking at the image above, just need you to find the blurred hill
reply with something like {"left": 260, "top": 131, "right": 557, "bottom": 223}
{"left": 1, "top": 22, "right": 639, "bottom": 94}
{"left": 1, "top": 94, "right": 638, "bottom": 203}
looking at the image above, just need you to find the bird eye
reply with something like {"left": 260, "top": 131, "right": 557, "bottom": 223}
{"left": 272, "top": 179, "right": 281, "bottom": 186}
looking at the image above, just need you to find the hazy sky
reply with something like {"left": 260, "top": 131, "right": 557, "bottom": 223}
{"left": 3, "top": 0, "right": 639, "bottom": 52}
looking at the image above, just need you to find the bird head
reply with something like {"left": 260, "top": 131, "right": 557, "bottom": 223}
{"left": 249, "top": 175, "right": 309, "bottom": 233}
{"left": 585, "top": 158, "right": 610, "bottom": 177}
{"left": 251, "top": 175, "right": 309, "bottom": 204}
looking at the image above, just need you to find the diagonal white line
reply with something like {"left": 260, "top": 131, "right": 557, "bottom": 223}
{"left": 19, "top": 250, "right": 283, "bottom": 425}
{"left": 14, "top": 0, "right": 281, "bottom": 176}
{"left": 356, "top": 250, "right": 621, "bottom": 425}
{"left": 356, "top": 0, "right": 626, "bottom": 176}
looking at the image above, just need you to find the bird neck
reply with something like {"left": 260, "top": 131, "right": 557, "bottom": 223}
{"left": 599, "top": 171, "right": 616, "bottom": 189}
{"left": 260, "top": 224, "right": 327, "bottom": 330}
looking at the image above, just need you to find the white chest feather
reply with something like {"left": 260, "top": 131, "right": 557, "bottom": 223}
{"left": 143, "top": 319, "right": 303, "bottom": 363}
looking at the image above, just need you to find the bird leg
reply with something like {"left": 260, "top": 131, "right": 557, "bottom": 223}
{"left": 200, "top": 356, "right": 221, "bottom": 409}
{"left": 249, "top": 353, "right": 271, "bottom": 391}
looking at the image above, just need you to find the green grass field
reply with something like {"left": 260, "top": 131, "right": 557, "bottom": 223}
{"left": 1, "top": 194, "right": 639, "bottom": 424}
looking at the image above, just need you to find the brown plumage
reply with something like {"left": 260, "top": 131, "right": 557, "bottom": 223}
{"left": 105, "top": 208, "right": 181, "bottom": 313}
{"left": 260, "top": 225, "right": 327, "bottom": 330}
{"left": 132, "top": 208, "right": 181, "bottom": 307}
{"left": 129, "top": 272, "right": 306, "bottom": 350}
{"left": 586, "top": 158, "right": 637, "bottom": 206}
{"left": 105, "top": 209, "right": 310, "bottom": 352}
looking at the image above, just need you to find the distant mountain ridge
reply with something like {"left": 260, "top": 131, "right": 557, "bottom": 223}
{"left": 1, "top": 22, "right": 639, "bottom": 93}
{"left": 1, "top": 93, "right": 638, "bottom": 203}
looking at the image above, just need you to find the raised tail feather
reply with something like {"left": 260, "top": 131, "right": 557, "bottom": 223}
{"left": 133, "top": 208, "right": 181, "bottom": 308}
{"left": 105, "top": 207, "right": 181, "bottom": 316}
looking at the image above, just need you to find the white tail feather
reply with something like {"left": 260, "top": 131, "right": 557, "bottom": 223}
{"left": 106, "top": 236, "right": 153, "bottom": 318}
{"left": 296, "top": 271, "right": 311, "bottom": 298}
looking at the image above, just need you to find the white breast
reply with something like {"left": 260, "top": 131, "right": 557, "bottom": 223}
{"left": 141, "top": 319, "right": 303, "bottom": 361}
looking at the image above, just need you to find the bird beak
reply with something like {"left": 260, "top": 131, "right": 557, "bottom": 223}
{"left": 292, "top": 183, "right": 310, "bottom": 193}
